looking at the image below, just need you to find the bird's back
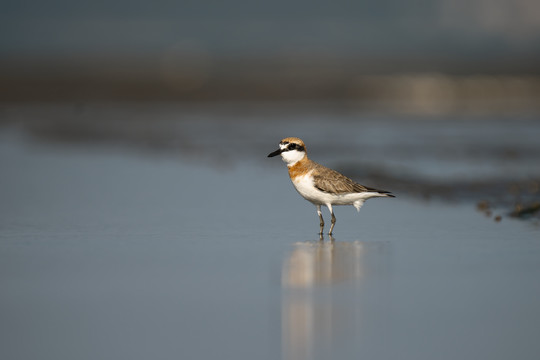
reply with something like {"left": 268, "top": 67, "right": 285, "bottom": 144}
{"left": 309, "top": 160, "right": 392, "bottom": 196}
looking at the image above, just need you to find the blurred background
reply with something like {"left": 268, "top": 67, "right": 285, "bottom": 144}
{"left": 2, "top": 0, "right": 540, "bottom": 217}
{"left": 1, "top": 0, "right": 540, "bottom": 110}
{"left": 2, "top": 3, "right": 540, "bottom": 360}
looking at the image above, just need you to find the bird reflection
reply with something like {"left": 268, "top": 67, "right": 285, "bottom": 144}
{"left": 281, "top": 239, "right": 371, "bottom": 360}
{"left": 282, "top": 238, "right": 365, "bottom": 288}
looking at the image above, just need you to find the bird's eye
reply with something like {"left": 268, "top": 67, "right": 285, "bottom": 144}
{"left": 288, "top": 143, "right": 297, "bottom": 150}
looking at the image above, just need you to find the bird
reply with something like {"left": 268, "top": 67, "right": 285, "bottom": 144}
{"left": 268, "top": 137, "right": 394, "bottom": 235}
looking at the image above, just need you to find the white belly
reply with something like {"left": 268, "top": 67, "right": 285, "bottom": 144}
{"left": 291, "top": 172, "right": 326, "bottom": 204}
{"left": 291, "top": 172, "right": 383, "bottom": 208}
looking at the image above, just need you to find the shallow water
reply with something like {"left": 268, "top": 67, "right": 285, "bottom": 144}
{"left": 1, "top": 108, "right": 540, "bottom": 360}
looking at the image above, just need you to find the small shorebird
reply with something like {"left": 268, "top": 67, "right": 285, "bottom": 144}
{"left": 268, "top": 137, "right": 394, "bottom": 235}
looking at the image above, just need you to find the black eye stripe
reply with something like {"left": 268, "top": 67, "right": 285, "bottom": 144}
{"left": 278, "top": 141, "right": 305, "bottom": 152}
{"left": 286, "top": 143, "right": 304, "bottom": 152}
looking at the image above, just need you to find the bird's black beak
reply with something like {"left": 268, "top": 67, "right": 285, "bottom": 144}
{"left": 267, "top": 148, "right": 282, "bottom": 157}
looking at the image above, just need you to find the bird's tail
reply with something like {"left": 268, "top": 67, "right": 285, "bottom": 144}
{"left": 354, "top": 190, "right": 394, "bottom": 212}
{"left": 365, "top": 186, "right": 395, "bottom": 198}
{"left": 378, "top": 190, "right": 395, "bottom": 198}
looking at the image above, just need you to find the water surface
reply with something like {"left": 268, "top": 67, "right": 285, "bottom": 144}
{"left": 1, "top": 108, "right": 540, "bottom": 360}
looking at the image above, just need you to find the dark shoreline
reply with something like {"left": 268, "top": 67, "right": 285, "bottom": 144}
{"left": 1, "top": 57, "right": 540, "bottom": 115}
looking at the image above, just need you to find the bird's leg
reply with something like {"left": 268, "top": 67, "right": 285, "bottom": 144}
{"left": 316, "top": 205, "right": 324, "bottom": 235}
{"left": 329, "top": 212, "right": 336, "bottom": 235}
{"left": 327, "top": 204, "right": 336, "bottom": 235}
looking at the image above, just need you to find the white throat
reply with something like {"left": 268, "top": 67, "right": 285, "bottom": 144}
{"left": 281, "top": 149, "right": 306, "bottom": 167}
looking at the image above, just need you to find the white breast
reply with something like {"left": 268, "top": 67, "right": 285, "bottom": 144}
{"left": 291, "top": 171, "right": 326, "bottom": 205}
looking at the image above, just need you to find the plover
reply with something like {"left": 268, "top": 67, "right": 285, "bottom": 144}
{"left": 268, "top": 137, "right": 394, "bottom": 235}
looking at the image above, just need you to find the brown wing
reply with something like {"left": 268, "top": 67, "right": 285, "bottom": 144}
{"left": 312, "top": 163, "right": 394, "bottom": 196}
{"left": 312, "top": 164, "right": 370, "bottom": 194}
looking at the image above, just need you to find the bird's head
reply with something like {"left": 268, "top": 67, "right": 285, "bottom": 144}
{"left": 268, "top": 137, "right": 307, "bottom": 166}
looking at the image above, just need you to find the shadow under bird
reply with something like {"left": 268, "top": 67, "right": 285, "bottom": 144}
{"left": 268, "top": 137, "right": 395, "bottom": 235}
